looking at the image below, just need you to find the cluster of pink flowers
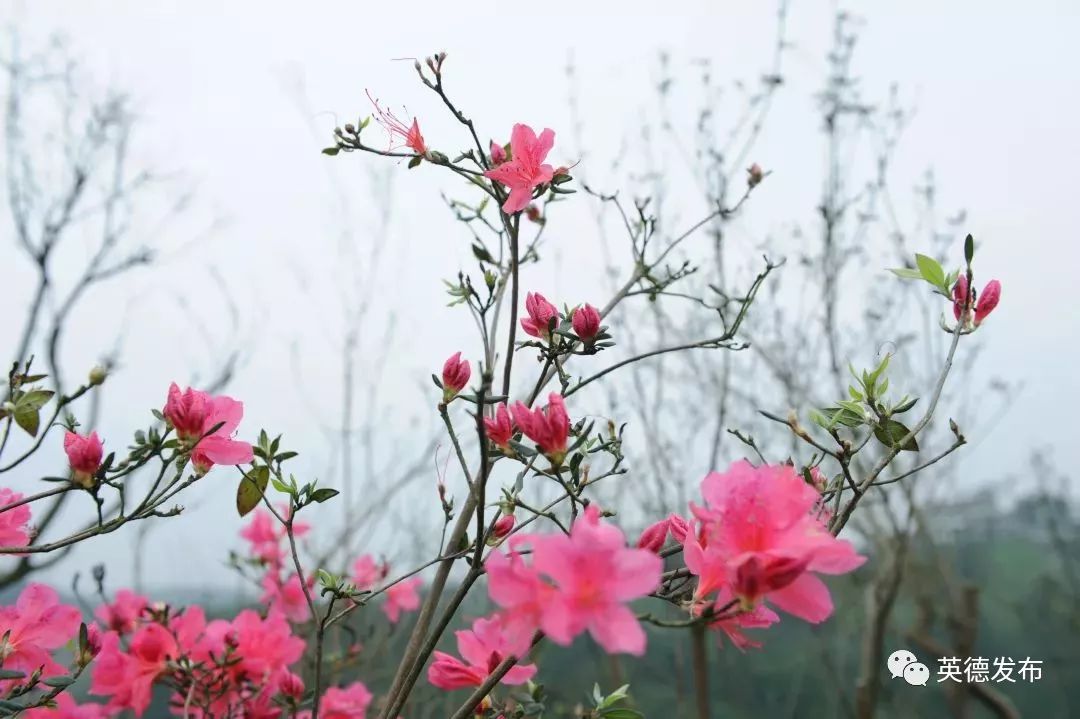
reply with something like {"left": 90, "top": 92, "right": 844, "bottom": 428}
{"left": 952, "top": 275, "right": 1001, "bottom": 326}
{"left": 677, "top": 461, "right": 865, "bottom": 649}
{"left": 484, "top": 504, "right": 662, "bottom": 657}
{"left": 163, "top": 383, "right": 254, "bottom": 474}
{"left": 428, "top": 616, "right": 537, "bottom": 691}
{"left": 0, "top": 584, "right": 83, "bottom": 694}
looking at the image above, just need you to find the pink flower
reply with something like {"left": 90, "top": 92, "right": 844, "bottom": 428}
{"left": 636, "top": 518, "right": 670, "bottom": 553}
{"left": 688, "top": 461, "right": 866, "bottom": 623}
{"left": 351, "top": 555, "right": 388, "bottom": 590}
{"left": 975, "top": 279, "right": 1001, "bottom": 324}
{"left": 279, "top": 670, "right": 305, "bottom": 699}
{"left": 228, "top": 609, "right": 306, "bottom": 684}
{"left": 241, "top": 509, "right": 286, "bottom": 567}
{"left": 91, "top": 623, "right": 176, "bottom": 715}
{"left": 707, "top": 588, "right": 780, "bottom": 651}
{"left": 0, "top": 487, "right": 32, "bottom": 548}
{"left": 367, "top": 90, "right": 426, "bottom": 156}
{"left": 261, "top": 573, "right": 312, "bottom": 624}
{"left": 0, "top": 584, "right": 81, "bottom": 692}
{"left": 64, "top": 431, "right": 103, "bottom": 484}
{"left": 510, "top": 393, "right": 570, "bottom": 465}
{"left": 428, "top": 616, "right": 538, "bottom": 690}
{"left": 484, "top": 546, "right": 555, "bottom": 656}
{"left": 571, "top": 303, "right": 601, "bottom": 342}
{"left": 530, "top": 505, "right": 662, "bottom": 655}
{"left": 24, "top": 693, "right": 113, "bottom": 719}
{"left": 484, "top": 124, "right": 556, "bottom": 213}
{"left": 520, "top": 292, "right": 559, "bottom": 339}
{"left": 487, "top": 511, "right": 662, "bottom": 657}
{"left": 489, "top": 140, "right": 506, "bottom": 165}
{"left": 165, "top": 383, "right": 253, "bottom": 473}
{"left": 94, "top": 589, "right": 148, "bottom": 635}
{"left": 382, "top": 577, "right": 421, "bottom": 624}
{"left": 484, "top": 404, "right": 515, "bottom": 450}
{"left": 320, "top": 682, "right": 373, "bottom": 719}
{"left": 441, "top": 352, "right": 471, "bottom": 401}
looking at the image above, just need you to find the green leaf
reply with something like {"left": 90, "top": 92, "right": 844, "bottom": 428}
{"left": 964, "top": 233, "right": 975, "bottom": 264}
{"left": 407, "top": 155, "right": 422, "bottom": 169}
{"left": 309, "top": 487, "right": 339, "bottom": 504}
{"left": 600, "top": 710, "right": 645, "bottom": 719}
{"left": 321, "top": 147, "right": 340, "bottom": 156}
{"left": 14, "top": 404, "right": 41, "bottom": 436}
{"left": 822, "top": 406, "right": 863, "bottom": 429}
{"left": 472, "top": 243, "right": 495, "bottom": 263}
{"left": 915, "top": 253, "right": 946, "bottom": 290}
{"left": 893, "top": 397, "right": 919, "bottom": 414}
{"left": 889, "top": 267, "right": 923, "bottom": 280}
{"left": 236, "top": 466, "right": 270, "bottom": 517}
{"left": 874, "top": 420, "right": 919, "bottom": 452}
{"left": 0, "top": 669, "right": 26, "bottom": 679}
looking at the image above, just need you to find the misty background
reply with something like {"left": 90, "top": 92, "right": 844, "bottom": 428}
{"left": 3, "top": 0, "right": 1078, "bottom": 603}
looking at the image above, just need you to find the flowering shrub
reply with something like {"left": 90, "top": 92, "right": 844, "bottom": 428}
{"left": 0, "top": 53, "right": 1002, "bottom": 718}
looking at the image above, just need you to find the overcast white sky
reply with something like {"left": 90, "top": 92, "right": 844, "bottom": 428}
{"left": 3, "top": 1, "right": 1078, "bottom": 593}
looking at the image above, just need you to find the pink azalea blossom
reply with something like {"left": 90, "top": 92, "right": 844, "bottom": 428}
{"left": 428, "top": 615, "right": 538, "bottom": 690}
{"left": 687, "top": 461, "right": 866, "bottom": 623}
{"left": 64, "top": 430, "right": 103, "bottom": 484}
{"left": 520, "top": 292, "right": 559, "bottom": 339}
{"left": 164, "top": 383, "right": 253, "bottom": 473}
{"left": 319, "top": 681, "right": 373, "bottom": 719}
{"left": 91, "top": 623, "right": 178, "bottom": 714}
{"left": 0, "top": 584, "right": 81, "bottom": 692}
{"left": 241, "top": 509, "right": 287, "bottom": 567}
{"left": 367, "top": 90, "right": 426, "bottom": 156}
{"left": 0, "top": 487, "right": 32, "bottom": 548}
{"left": 484, "top": 124, "right": 556, "bottom": 213}
{"left": 261, "top": 573, "right": 312, "bottom": 624}
{"left": 487, "top": 507, "right": 662, "bottom": 656}
{"left": 571, "top": 303, "right": 601, "bottom": 342}
{"left": 707, "top": 588, "right": 780, "bottom": 651}
{"left": 383, "top": 577, "right": 421, "bottom": 624}
{"left": 510, "top": 393, "right": 570, "bottom": 465}
{"left": 441, "top": 352, "right": 471, "bottom": 401}
{"left": 227, "top": 609, "right": 306, "bottom": 685}
{"left": 24, "top": 693, "right": 113, "bottom": 719}
{"left": 483, "top": 403, "right": 515, "bottom": 450}
{"left": 94, "top": 589, "right": 148, "bottom": 635}
{"left": 636, "top": 518, "right": 670, "bottom": 553}
{"left": 351, "top": 554, "right": 388, "bottom": 590}
{"left": 484, "top": 544, "right": 556, "bottom": 656}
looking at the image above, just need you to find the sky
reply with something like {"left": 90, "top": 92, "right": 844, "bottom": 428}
{"left": 2, "top": 0, "right": 1078, "bottom": 594}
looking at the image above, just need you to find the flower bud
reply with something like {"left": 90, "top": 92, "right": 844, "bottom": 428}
{"left": 571, "top": 303, "right": 601, "bottom": 342}
{"left": 280, "top": 671, "right": 305, "bottom": 699}
{"left": 974, "top": 280, "right": 1001, "bottom": 325}
{"left": 489, "top": 140, "right": 506, "bottom": 165}
{"left": 747, "top": 163, "right": 764, "bottom": 187}
{"left": 441, "top": 352, "right": 471, "bottom": 402}
{"left": 88, "top": 365, "right": 108, "bottom": 386}
{"left": 65, "top": 431, "right": 104, "bottom": 488}
{"left": 636, "top": 518, "right": 670, "bottom": 553}
{"left": 489, "top": 514, "right": 515, "bottom": 544}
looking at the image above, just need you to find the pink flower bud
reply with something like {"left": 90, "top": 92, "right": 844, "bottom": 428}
{"left": 952, "top": 274, "right": 971, "bottom": 321}
{"left": 668, "top": 513, "right": 691, "bottom": 543}
{"left": 520, "top": 292, "right": 559, "bottom": 339}
{"left": 571, "top": 303, "right": 601, "bottom": 342}
{"left": 484, "top": 404, "right": 514, "bottom": 449}
{"left": 489, "top": 140, "right": 506, "bottom": 165}
{"left": 524, "top": 204, "right": 543, "bottom": 224}
{"left": 493, "top": 514, "right": 515, "bottom": 540}
{"left": 85, "top": 623, "right": 103, "bottom": 658}
{"left": 747, "top": 163, "right": 764, "bottom": 187}
{"left": 441, "top": 352, "right": 471, "bottom": 401}
{"left": 974, "top": 280, "right": 1001, "bottom": 325}
{"left": 64, "top": 431, "right": 103, "bottom": 486}
{"left": 636, "top": 518, "right": 670, "bottom": 553}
